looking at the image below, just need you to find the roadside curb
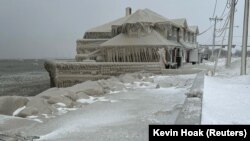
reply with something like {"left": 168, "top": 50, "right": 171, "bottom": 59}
{"left": 175, "top": 71, "right": 205, "bottom": 124}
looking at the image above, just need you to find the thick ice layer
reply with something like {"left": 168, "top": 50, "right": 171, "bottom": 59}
{"left": 37, "top": 87, "right": 188, "bottom": 141}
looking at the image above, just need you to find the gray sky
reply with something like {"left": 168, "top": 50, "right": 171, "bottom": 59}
{"left": 0, "top": 0, "right": 245, "bottom": 59}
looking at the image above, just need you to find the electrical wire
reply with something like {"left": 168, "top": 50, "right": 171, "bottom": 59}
{"left": 220, "top": 0, "right": 230, "bottom": 18}
{"left": 198, "top": 25, "right": 214, "bottom": 36}
{"left": 216, "top": 14, "right": 230, "bottom": 36}
{"left": 212, "top": 0, "right": 218, "bottom": 17}
{"left": 217, "top": 0, "right": 239, "bottom": 38}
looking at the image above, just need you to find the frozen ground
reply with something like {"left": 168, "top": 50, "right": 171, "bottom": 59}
{"left": 1, "top": 57, "right": 249, "bottom": 140}
{"left": 202, "top": 57, "right": 250, "bottom": 124}
{"left": 0, "top": 59, "right": 50, "bottom": 96}
{"left": 0, "top": 73, "right": 195, "bottom": 141}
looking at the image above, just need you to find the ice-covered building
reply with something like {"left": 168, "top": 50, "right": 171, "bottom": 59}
{"left": 45, "top": 8, "right": 199, "bottom": 87}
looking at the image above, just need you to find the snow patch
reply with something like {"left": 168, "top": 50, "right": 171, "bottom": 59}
{"left": 77, "top": 96, "right": 115, "bottom": 104}
{"left": 31, "top": 118, "right": 43, "bottom": 123}
{"left": 27, "top": 115, "right": 38, "bottom": 119}
{"left": 12, "top": 106, "right": 26, "bottom": 116}
{"left": 77, "top": 96, "right": 96, "bottom": 104}
{"left": 109, "top": 90, "right": 121, "bottom": 94}
{"left": 56, "top": 103, "right": 66, "bottom": 107}
{"left": 57, "top": 107, "right": 78, "bottom": 115}
{"left": 42, "top": 114, "right": 56, "bottom": 119}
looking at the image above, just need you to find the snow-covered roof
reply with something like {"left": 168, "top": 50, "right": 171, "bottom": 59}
{"left": 125, "top": 9, "right": 169, "bottom": 23}
{"left": 100, "top": 30, "right": 181, "bottom": 48}
{"left": 189, "top": 26, "right": 199, "bottom": 34}
{"left": 171, "top": 18, "right": 188, "bottom": 28}
{"left": 87, "top": 9, "right": 172, "bottom": 33}
{"left": 86, "top": 16, "right": 130, "bottom": 33}
{"left": 180, "top": 40, "right": 197, "bottom": 49}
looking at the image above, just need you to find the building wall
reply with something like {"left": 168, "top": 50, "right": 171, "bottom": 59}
{"left": 45, "top": 61, "right": 162, "bottom": 87}
{"left": 76, "top": 39, "right": 108, "bottom": 61}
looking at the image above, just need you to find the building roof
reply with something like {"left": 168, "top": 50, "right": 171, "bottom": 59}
{"left": 87, "top": 9, "right": 172, "bottom": 33}
{"left": 171, "top": 18, "right": 188, "bottom": 28}
{"left": 125, "top": 9, "right": 169, "bottom": 23}
{"left": 180, "top": 40, "right": 197, "bottom": 49}
{"left": 86, "top": 16, "right": 130, "bottom": 33}
{"left": 189, "top": 26, "right": 199, "bottom": 34}
{"left": 100, "top": 30, "right": 181, "bottom": 48}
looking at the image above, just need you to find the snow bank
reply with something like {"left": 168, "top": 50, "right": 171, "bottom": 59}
{"left": 202, "top": 75, "right": 250, "bottom": 124}
{"left": 202, "top": 58, "right": 250, "bottom": 124}
{"left": 0, "top": 72, "right": 163, "bottom": 121}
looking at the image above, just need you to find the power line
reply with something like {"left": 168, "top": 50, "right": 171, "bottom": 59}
{"left": 217, "top": 0, "right": 239, "bottom": 39}
{"left": 220, "top": 0, "right": 230, "bottom": 18}
{"left": 210, "top": 16, "right": 223, "bottom": 59}
{"left": 199, "top": 0, "right": 227, "bottom": 37}
{"left": 212, "top": 0, "right": 218, "bottom": 17}
{"left": 198, "top": 25, "right": 214, "bottom": 36}
{"left": 216, "top": 15, "right": 230, "bottom": 37}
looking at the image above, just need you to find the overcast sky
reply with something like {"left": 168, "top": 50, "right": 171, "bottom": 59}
{"left": 0, "top": 0, "right": 246, "bottom": 59}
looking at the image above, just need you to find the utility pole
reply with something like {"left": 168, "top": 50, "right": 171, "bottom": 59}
{"left": 210, "top": 16, "right": 223, "bottom": 61}
{"left": 226, "top": 0, "right": 236, "bottom": 67}
{"left": 241, "top": 0, "right": 249, "bottom": 75}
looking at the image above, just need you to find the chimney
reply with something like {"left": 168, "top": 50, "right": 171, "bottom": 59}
{"left": 126, "top": 7, "right": 132, "bottom": 16}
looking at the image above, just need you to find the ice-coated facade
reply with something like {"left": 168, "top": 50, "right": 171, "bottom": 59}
{"left": 45, "top": 8, "right": 199, "bottom": 87}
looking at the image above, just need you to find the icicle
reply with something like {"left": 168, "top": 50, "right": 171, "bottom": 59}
{"left": 111, "top": 48, "right": 114, "bottom": 62}
{"left": 106, "top": 49, "right": 109, "bottom": 62}
{"left": 134, "top": 48, "right": 137, "bottom": 62}
{"left": 137, "top": 48, "right": 141, "bottom": 62}
{"left": 148, "top": 48, "right": 152, "bottom": 62}
{"left": 123, "top": 48, "right": 125, "bottom": 62}
{"left": 153, "top": 48, "right": 156, "bottom": 62}
{"left": 116, "top": 49, "right": 119, "bottom": 62}
{"left": 140, "top": 48, "right": 143, "bottom": 62}
{"left": 138, "top": 48, "right": 141, "bottom": 62}
{"left": 144, "top": 48, "right": 148, "bottom": 62}
{"left": 114, "top": 48, "right": 116, "bottom": 62}
{"left": 125, "top": 48, "right": 128, "bottom": 62}
{"left": 142, "top": 48, "right": 146, "bottom": 62}
{"left": 174, "top": 48, "right": 177, "bottom": 63}
{"left": 131, "top": 47, "right": 134, "bottom": 62}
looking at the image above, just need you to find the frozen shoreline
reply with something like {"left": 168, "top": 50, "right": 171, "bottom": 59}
{"left": 1, "top": 57, "right": 250, "bottom": 140}
{"left": 0, "top": 72, "right": 195, "bottom": 141}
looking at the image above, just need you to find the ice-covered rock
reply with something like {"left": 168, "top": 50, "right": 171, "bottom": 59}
{"left": 76, "top": 92, "right": 89, "bottom": 99}
{"left": 25, "top": 97, "right": 57, "bottom": 115}
{"left": 98, "top": 77, "right": 125, "bottom": 93}
{"left": 119, "top": 74, "right": 137, "bottom": 83}
{"left": 47, "top": 96, "right": 73, "bottom": 107}
{"left": 142, "top": 77, "right": 154, "bottom": 83}
{"left": 38, "top": 87, "right": 73, "bottom": 99}
{"left": 0, "top": 96, "right": 29, "bottom": 116}
{"left": 17, "top": 107, "right": 39, "bottom": 118}
{"left": 69, "top": 81, "right": 104, "bottom": 96}
{"left": 65, "top": 93, "right": 79, "bottom": 101}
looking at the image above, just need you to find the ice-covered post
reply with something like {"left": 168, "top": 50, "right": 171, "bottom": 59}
{"left": 241, "top": 0, "right": 249, "bottom": 75}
